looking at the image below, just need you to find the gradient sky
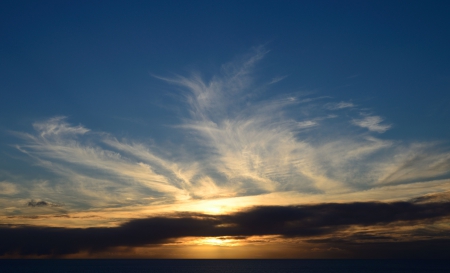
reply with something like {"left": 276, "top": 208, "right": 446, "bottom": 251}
{"left": 1, "top": 0, "right": 450, "bottom": 258}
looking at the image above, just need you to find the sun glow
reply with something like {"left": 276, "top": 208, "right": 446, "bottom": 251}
{"left": 182, "top": 237, "right": 243, "bottom": 247}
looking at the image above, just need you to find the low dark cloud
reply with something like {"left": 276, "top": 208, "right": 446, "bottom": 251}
{"left": 409, "top": 191, "right": 450, "bottom": 204}
{"left": 1, "top": 200, "right": 450, "bottom": 257}
{"left": 27, "top": 200, "right": 63, "bottom": 208}
{"left": 27, "top": 200, "right": 49, "bottom": 207}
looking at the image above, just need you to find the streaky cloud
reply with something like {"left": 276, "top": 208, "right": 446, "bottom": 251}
{"left": 7, "top": 47, "right": 450, "bottom": 214}
{"left": 325, "top": 101, "right": 355, "bottom": 110}
{"left": 352, "top": 115, "right": 391, "bottom": 133}
{"left": 268, "top": 75, "right": 289, "bottom": 85}
{"left": 1, "top": 199, "right": 450, "bottom": 257}
{"left": 33, "top": 116, "right": 89, "bottom": 138}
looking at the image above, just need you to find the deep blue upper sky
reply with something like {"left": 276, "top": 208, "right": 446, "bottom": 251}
{"left": 2, "top": 0, "right": 449, "bottom": 140}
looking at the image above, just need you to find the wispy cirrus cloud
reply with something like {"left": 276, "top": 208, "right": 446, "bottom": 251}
{"left": 12, "top": 118, "right": 193, "bottom": 209}
{"left": 267, "top": 75, "right": 289, "bottom": 85}
{"left": 157, "top": 47, "right": 450, "bottom": 196}
{"left": 7, "top": 47, "right": 450, "bottom": 218}
{"left": 324, "top": 101, "right": 355, "bottom": 110}
{"left": 32, "top": 116, "right": 89, "bottom": 138}
{"left": 352, "top": 115, "right": 391, "bottom": 133}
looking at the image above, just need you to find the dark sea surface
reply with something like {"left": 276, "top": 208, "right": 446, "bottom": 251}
{"left": 1, "top": 259, "right": 450, "bottom": 273}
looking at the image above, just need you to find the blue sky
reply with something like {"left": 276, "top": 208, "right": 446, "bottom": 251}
{"left": 1, "top": 1, "right": 450, "bottom": 258}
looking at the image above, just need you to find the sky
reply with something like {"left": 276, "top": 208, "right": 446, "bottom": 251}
{"left": 1, "top": 0, "right": 450, "bottom": 258}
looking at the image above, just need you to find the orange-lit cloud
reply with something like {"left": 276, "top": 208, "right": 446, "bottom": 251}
{"left": 2, "top": 199, "right": 450, "bottom": 258}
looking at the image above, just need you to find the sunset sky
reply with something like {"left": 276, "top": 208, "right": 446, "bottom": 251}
{"left": 1, "top": 1, "right": 450, "bottom": 258}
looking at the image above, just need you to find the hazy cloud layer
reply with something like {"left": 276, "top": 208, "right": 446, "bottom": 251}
{"left": 0, "top": 182, "right": 19, "bottom": 195}
{"left": 1, "top": 199, "right": 450, "bottom": 258}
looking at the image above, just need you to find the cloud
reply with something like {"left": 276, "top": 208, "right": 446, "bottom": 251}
{"left": 1, "top": 199, "right": 450, "bottom": 257}
{"left": 33, "top": 116, "right": 89, "bottom": 138}
{"left": 325, "top": 101, "right": 355, "bottom": 110}
{"left": 0, "top": 182, "right": 19, "bottom": 195}
{"left": 27, "top": 200, "right": 63, "bottom": 208}
{"left": 409, "top": 191, "right": 450, "bottom": 204}
{"left": 8, "top": 47, "right": 450, "bottom": 215}
{"left": 159, "top": 50, "right": 394, "bottom": 195}
{"left": 13, "top": 117, "right": 193, "bottom": 207}
{"left": 352, "top": 116, "right": 391, "bottom": 133}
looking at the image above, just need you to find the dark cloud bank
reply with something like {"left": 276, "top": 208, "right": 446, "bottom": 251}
{"left": 2, "top": 200, "right": 450, "bottom": 258}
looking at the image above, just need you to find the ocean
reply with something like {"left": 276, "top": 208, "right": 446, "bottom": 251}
{"left": 1, "top": 259, "right": 449, "bottom": 273}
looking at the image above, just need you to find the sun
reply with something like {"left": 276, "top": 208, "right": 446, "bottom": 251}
{"left": 184, "top": 237, "right": 242, "bottom": 247}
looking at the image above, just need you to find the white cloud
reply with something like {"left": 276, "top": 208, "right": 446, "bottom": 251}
{"left": 14, "top": 117, "right": 193, "bottom": 207}
{"left": 9, "top": 47, "right": 450, "bottom": 216}
{"left": 352, "top": 116, "right": 391, "bottom": 133}
{"left": 158, "top": 50, "right": 448, "bottom": 196}
{"left": 33, "top": 116, "right": 89, "bottom": 138}
{"left": 325, "top": 101, "right": 355, "bottom": 110}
